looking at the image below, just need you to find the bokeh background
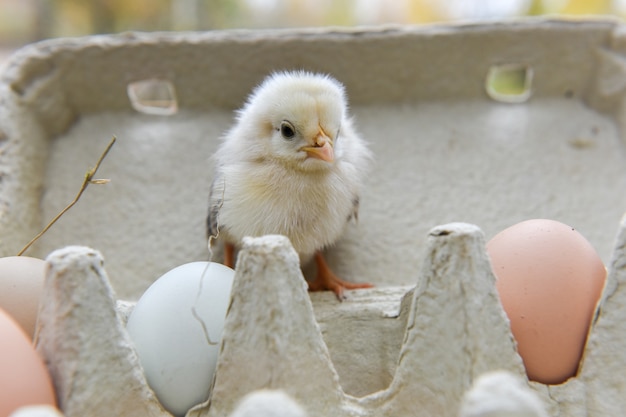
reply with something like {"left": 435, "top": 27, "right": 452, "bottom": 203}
{"left": 0, "top": 0, "right": 624, "bottom": 61}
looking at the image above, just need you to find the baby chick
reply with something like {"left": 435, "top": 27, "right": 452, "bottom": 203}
{"left": 207, "top": 71, "right": 372, "bottom": 299}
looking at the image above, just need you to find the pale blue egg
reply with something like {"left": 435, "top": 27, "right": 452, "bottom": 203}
{"left": 126, "top": 262, "right": 234, "bottom": 417}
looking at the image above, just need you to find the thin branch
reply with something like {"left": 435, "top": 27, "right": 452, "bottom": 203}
{"left": 17, "top": 136, "right": 117, "bottom": 256}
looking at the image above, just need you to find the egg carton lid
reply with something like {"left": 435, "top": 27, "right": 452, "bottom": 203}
{"left": 1, "top": 18, "right": 626, "bottom": 417}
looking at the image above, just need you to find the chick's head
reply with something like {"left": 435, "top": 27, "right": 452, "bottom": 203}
{"left": 237, "top": 71, "right": 348, "bottom": 171}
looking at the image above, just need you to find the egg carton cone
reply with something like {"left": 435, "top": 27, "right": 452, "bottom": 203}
{"left": 1, "top": 18, "right": 626, "bottom": 417}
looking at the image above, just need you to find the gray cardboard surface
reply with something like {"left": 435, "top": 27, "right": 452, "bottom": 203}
{"left": 2, "top": 19, "right": 626, "bottom": 298}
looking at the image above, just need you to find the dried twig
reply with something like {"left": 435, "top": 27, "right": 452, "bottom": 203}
{"left": 17, "top": 136, "right": 117, "bottom": 256}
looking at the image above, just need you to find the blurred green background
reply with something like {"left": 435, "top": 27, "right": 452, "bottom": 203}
{"left": 0, "top": 0, "right": 623, "bottom": 55}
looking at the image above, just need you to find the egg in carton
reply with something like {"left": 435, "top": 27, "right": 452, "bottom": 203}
{"left": 25, "top": 216, "right": 626, "bottom": 417}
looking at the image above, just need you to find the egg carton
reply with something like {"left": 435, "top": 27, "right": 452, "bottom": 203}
{"left": 1, "top": 18, "right": 626, "bottom": 417}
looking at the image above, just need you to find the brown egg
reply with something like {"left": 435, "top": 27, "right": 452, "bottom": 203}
{"left": 487, "top": 219, "right": 606, "bottom": 385}
{"left": 0, "top": 256, "right": 46, "bottom": 338}
{"left": 0, "top": 308, "right": 57, "bottom": 417}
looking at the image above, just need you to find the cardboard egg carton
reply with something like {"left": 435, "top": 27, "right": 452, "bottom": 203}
{"left": 1, "top": 18, "right": 626, "bottom": 417}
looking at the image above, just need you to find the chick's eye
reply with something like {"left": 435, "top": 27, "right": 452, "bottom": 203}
{"left": 280, "top": 121, "right": 296, "bottom": 140}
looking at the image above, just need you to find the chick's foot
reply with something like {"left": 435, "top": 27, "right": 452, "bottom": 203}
{"left": 308, "top": 252, "right": 373, "bottom": 300}
{"left": 224, "top": 243, "right": 235, "bottom": 268}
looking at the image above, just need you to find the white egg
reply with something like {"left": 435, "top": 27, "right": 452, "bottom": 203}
{"left": 126, "top": 262, "right": 235, "bottom": 417}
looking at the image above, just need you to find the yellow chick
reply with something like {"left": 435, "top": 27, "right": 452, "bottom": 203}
{"left": 207, "top": 71, "right": 372, "bottom": 299}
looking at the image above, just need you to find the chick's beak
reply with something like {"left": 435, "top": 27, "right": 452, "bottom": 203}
{"left": 301, "top": 130, "right": 334, "bottom": 163}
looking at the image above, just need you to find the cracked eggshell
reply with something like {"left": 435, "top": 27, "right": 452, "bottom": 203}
{"left": 229, "top": 390, "right": 308, "bottom": 417}
{"left": 487, "top": 219, "right": 607, "bottom": 385}
{"left": 459, "top": 371, "right": 548, "bottom": 417}
{"left": 126, "top": 262, "right": 235, "bottom": 417}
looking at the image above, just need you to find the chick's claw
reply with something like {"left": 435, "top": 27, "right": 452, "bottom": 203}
{"left": 308, "top": 252, "right": 373, "bottom": 301}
